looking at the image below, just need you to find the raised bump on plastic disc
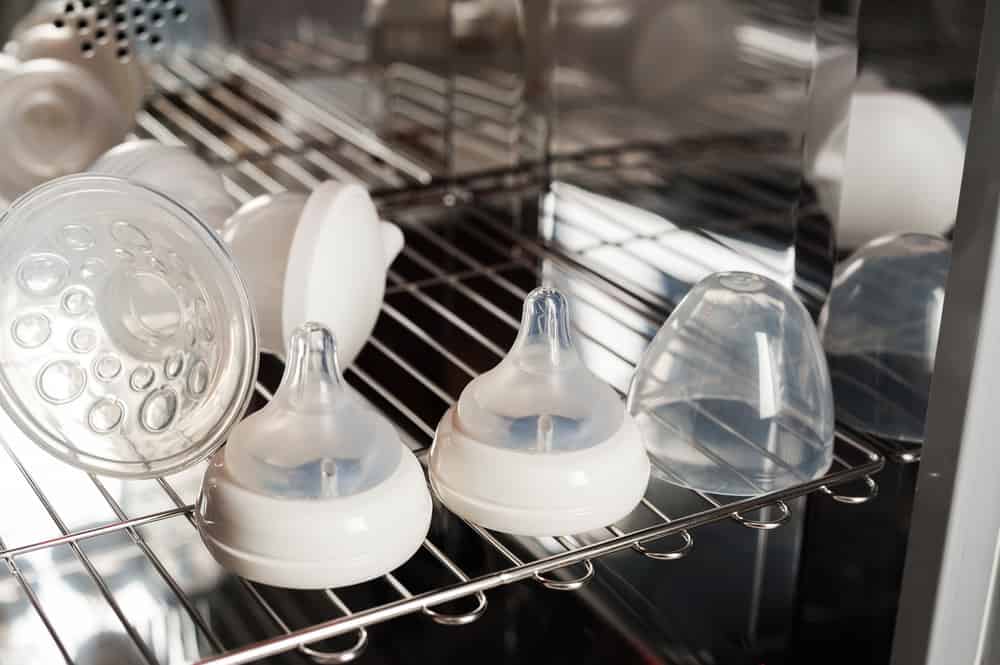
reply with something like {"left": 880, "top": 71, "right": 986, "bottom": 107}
{"left": 455, "top": 287, "right": 623, "bottom": 453}
{"left": 225, "top": 323, "right": 402, "bottom": 499}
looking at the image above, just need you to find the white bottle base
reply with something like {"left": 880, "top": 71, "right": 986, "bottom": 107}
{"left": 196, "top": 442, "right": 432, "bottom": 589}
{"left": 429, "top": 407, "right": 650, "bottom": 536}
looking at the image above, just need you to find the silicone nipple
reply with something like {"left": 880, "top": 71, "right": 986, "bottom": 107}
{"left": 225, "top": 323, "right": 401, "bottom": 498}
{"left": 455, "top": 286, "right": 623, "bottom": 452}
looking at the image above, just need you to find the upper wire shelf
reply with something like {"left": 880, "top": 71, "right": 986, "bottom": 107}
{"left": 0, "top": 36, "right": 885, "bottom": 665}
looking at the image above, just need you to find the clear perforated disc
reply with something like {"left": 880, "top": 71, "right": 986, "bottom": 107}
{"left": 0, "top": 175, "right": 257, "bottom": 477}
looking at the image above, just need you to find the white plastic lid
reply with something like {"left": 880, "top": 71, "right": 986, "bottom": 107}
{"left": 819, "top": 233, "right": 950, "bottom": 443}
{"left": 221, "top": 192, "right": 308, "bottom": 355}
{"left": 455, "top": 286, "right": 623, "bottom": 452}
{"left": 91, "top": 141, "right": 237, "bottom": 232}
{"left": 0, "top": 58, "right": 129, "bottom": 200}
{"left": 628, "top": 272, "right": 834, "bottom": 495}
{"left": 225, "top": 322, "right": 402, "bottom": 498}
{"left": 282, "top": 181, "right": 404, "bottom": 368}
{"left": 0, "top": 174, "right": 257, "bottom": 477}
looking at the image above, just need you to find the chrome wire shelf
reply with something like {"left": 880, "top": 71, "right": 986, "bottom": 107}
{"left": 0, "top": 39, "right": 884, "bottom": 665}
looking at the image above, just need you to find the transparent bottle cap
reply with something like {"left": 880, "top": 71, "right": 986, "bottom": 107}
{"left": 0, "top": 59, "right": 129, "bottom": 200}
{"left": 819, "top": 233, "right": 950, "bottom": 443}
{"left": 225, "top": 323, "right": 402, "bottom": 499}
{"left": 627, "top": 272, "right": 834, "bottom": 495}
{"left": 91, "top": 141, "right": 237, "bottom": 232}
{"left": 455, "top": 286, "right": 624, "bottom": 452}
{"left": 221, "top": 192, "right": 308, "bottom": 355}
{"left": 0, "top": 174, "right": 257, "bottom": 477}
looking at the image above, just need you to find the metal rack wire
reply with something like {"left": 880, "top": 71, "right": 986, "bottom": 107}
{"left": 0, "top": 38, "right": 884, "bottom": 665}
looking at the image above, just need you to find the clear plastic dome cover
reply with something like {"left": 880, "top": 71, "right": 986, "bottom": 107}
{"left": 0, "top": 175, "right": 257, "bottom": 477}
{"left": 818, "top": 233, "right": 950, "bottom": 443}
{"left": 225, "top": 323, "right": 402, "bottom": 499}
{"left": 627, "top": 272, "right": 834, "bottom": 495}
{"left": 455, "top": 286, "right": 624, "bottom": 452}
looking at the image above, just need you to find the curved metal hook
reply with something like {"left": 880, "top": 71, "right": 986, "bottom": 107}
{"left": 422, "top": 591, "right": 488, "bottom": 626}
{"left": 821, "top": 475, "right": 879, "bottom": 505}
{"left": 633, "top": 529, "right": 694, "bottom": 561}
{"left": 299, "top": 627, "right": 369, "bottom": 664}
{"left": 533, "top": 559, "right": 595, "bottom": 591}
{"left": 731, "top": 500, "right": 791, "bottom": 530}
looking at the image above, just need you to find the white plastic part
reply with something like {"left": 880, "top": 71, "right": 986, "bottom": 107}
{"left": 282, "top": 181, "right": 405, "bottom": 368}
{"left": 430, "top": 286, "right": 650, "bottom": 536}
{"left": 221, "top": 193, "right": 308, "bottom": 355}
{"left": 90, "top": 141, "right": 238, "bottom": 232}
{"left": 197, "top": 323, "right": 431, "bottom": 588}
{"left": 12, "top": 20, "right": 148, "bottom": 121}
{"left": 812, "top": 90, "right": 966, "bottom": 249}
{"left": 0, "top": 58, "right": 129, "bottom": 200}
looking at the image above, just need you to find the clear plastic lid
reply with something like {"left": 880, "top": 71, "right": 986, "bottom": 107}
{"left": 225, "top": 323, "right": 402, "bottom": 499}
{"left": 0, "top": 174, "right": 257, "bottom": 477}
{"left": 455, "top": 286, "right": 624, "bottom": 453}
{"left": 0, "top": 59, "right": 129, "bottom": 200}
{"left": 221, "top": 192, "right": 308, "bottom": 355}
{"left": 819, "top": 233, "right": 950, "bottom": 443}
{"left": 627, "top": 272, "right": 834, "bottom": 495}
{"left": 91, "top": 141, "right": 237, "bottom": 232}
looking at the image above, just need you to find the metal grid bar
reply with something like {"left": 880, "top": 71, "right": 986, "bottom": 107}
{"left": 0, "top": 43, "right": 885, "bottom": 665}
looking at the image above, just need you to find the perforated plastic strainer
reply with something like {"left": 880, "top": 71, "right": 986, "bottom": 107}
{"left": 12, "top": 0, "right": 227, "bottom": 64}
{"left": 0, "top": 174, "right": 257, "bottom": 477}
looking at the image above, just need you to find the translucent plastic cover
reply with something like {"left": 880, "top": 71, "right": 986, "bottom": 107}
{"left": 225, "top": 323, "right": 402, "bottom": 499}
{"left": 0, "top": 175, "right": 257, "bottom": 477}
{"left": 628, "top": 272, "right": 834, "bottom": 495}
{"left": 819, "top": 233, "right": 950, "bottom": 443}
{"left": 455, "top": 286, "right": 623, "bottom": 452}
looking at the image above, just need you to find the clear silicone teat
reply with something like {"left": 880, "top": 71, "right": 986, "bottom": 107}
{"left": 226, "top": 323, "right": 402, "bottom": 498}
{"left": 0, "top": 174, "right": 257, "bottom": 477}
{"left": 628, "top": 272, "right": 834, "bottom": 496}
{"left": 818, "top": 234, "right": 950, "bottom": 443}
{"left": 455, "top": 286, "right": 624, "bottom": 452}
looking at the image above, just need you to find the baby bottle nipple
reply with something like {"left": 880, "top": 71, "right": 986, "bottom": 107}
{"left": 225, "top": 322, "right": 402, "bottom": 499}
{"left": 197, "top": 323, "right": 432, "bottom": 589}
{"left": 430, "top": 286, "right": 650, "bottom": 537}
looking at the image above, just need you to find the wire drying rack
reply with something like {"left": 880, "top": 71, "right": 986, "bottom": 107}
{"left": 0, "top": 36, "right": 885, "bottom": 665}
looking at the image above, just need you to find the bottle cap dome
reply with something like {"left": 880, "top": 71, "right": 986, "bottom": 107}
{"left": 628, "top": 272, "right": 834, "bottom": 495}
{"left": 819, "top": 233, "right": 950, "bottom": 443}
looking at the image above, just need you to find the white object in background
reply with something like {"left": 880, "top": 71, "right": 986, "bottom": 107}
{"left": 0, "top": 58, "right": 128, "bottom": 201}
{"left": 430, "top": 287, "right": 650, "bottom": 536}
{"left": 91, "top": 140, "right": 238, "bottom": 232}
{"left": 812, "top": 90, "right": 966, "bottom": 249}
{"left": 283, "top": 182, "right": 405, "bottom": 368}
{"left": 11, "top": 20, "right": 148, "bottom": 121}
{"left": 197, "top": 323, "right": 431, "bottom": 589}
{"left": 221, "top": 193, "right": 308, "bottom": 355}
